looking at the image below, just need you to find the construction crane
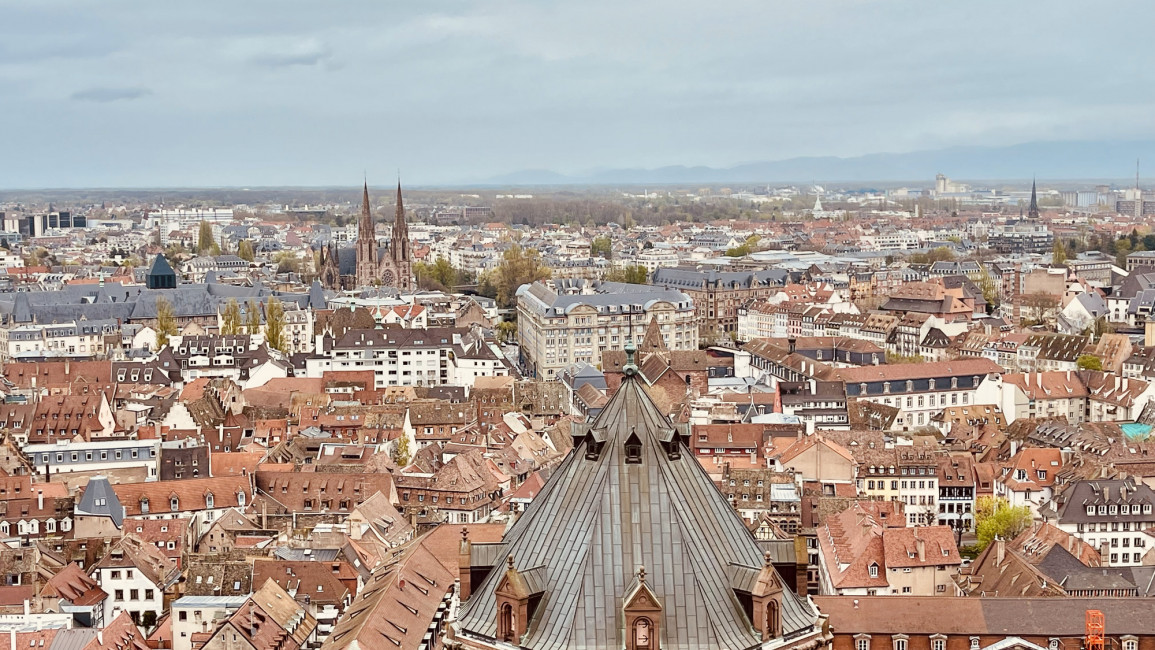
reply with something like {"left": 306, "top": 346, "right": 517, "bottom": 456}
{"left": 1086, "top": 610, "right": 1105, "bottom": 650}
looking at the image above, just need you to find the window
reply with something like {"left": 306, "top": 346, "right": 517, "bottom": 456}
{"left": 933, "top": 640, "right": 946, "bottom": 650}
{"left": 115, "top": 590, "right": 124, "bottom": 601}
{"left": 171, "top": 497, "right": 179, "bottom": 511}
{"left": 857, "top": 639, "right": 871, "bottom": 650}
{"left": 868, "top": 563, "right": 879, "bottom": 578}
{"left": 145, "top": 589, "right": 154, "bottom": 600}
{"left": 893, "top": 637, "right": 908, "bottom": 650}
{"left": 130, "top": 589, "right": 139, "bottom": 601}
{"left": 111, "top": 570, "right": 121, "bottom": 579}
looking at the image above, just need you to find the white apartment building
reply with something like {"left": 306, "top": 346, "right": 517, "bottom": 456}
{"left": 307, "top": 327, "right": 508, "bottom": 388}
{"left": 1044, "top": 479, "right": 1155, "bottom": 567}
{"left": 25, "top": 440, "right": 160, "bottom": 477}
{"left": 516, "top": 279, "right": 698, "bottom": 380}
{"left": 0, "top": 319, "right": 119, "bottom": 361}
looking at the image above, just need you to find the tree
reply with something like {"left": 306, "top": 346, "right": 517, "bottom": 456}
{"left": 974, "top": 496, "right": 1032, "bottom": 551}
{"left": 246, "top": 299, "right": 262, "bottom": 336}
{"left": 482, "top": 245, "right": 552, "bottom": 309}
{"left": 237, "top": 240, "right": 255, "bottom": 262}
{"left": 1020, "top": 292, "right": 1060, "bottom": 326}
{"left": 604, "top": 265, "right": 649, "bottom": 284}
{"left": 155, "top": 297, "right": 177, "bottom": 348}
{"left": 977, "top": 268, "right": 1000, "bottom": 312}
{"left": 495, "top": 320, "right": 517, "bottom": 344}
{"left": 1116, "top": 237, "right": 1133, "bottom": 267}
{"left": 1076, "top": 354, "right": 1103, "bottom": 371}
{"left": 909, "top": 246, "right": 956, "bottom": 264}
{"left": 1052, "top": 238, "right": 1067, "bottom": 265}
{"left": 220, "top": 298, "right": 242, "bottom": 335}
{"left": 392, "top": 435, "right": 411, "bottom": 467}
{"left": 274, "top": 251, "right": 300, "bottom": 275}
{"left": 264, "top": 297, "right": 287, "bottom": 353}
{"left": 590, "top": 236, "right": 612, "bottom": 259}
{"left": 414, "top": 257, "right": 469, "bottom": 291}
{"left": 197, "top": 221, "right": 214, "bottom": 254}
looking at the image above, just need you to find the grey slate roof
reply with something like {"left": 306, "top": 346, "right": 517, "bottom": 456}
{"left": 76, "top": 475, "right": 124, "bottom": 528}
{"left": 456, "top": 371, "right": 818, "bottom": 649}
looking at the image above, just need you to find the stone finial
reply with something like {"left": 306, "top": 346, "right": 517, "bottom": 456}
{"left": 507, "top": 555, "right": 515, "bottom": 570}
{"left": 637, "top": 565, "right": 646, "bottom": 584}
{"left": 461, "top": 526, "right": 469, "bottom": 541}
{"left": 624, "top": 341, "right": 638, "bottom": 376}
{"left": 764, "top": 551, "right": 773, "bottom": 567}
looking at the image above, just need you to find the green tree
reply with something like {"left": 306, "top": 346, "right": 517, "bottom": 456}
{"left": 264, "top": 297, "right": 287, "bottom": 353}
{"left": 1116, "top": 237, "right": 1133, "bottom": 267}
{"left": 974, "top": 496, "right": 1032, "bottom": 551}
{"left": 392, "top": 435, "right": 411, "bottom": 467}
{"left": 909, "top": 246, "right": 956, "bottom": 264}
{"left": 482, "top": 245, "right": 552, "bottom": 309}
{"left": 237, "top": 240, "right": 255, "bottom": 262}
{"left": 220, "top": 298, "right": 242, "bottom": 335}
{"left": 155, "top": 297, "right": 178, "bottom": 348}
{"left": 246, "top": 299, "right": 262, "bottom": 335}
{"left": 1076, "top": 354, "right": 1103, "bottom": 371}
{"left": 977, "top": 268, "right": 1000, "bottom": 312}
{"left": 274, "top": 252, "right": 300, "bottom": 275}
{"left": 414, "top": 257, "right": 467, "bottom": 290}
{"left": 495, "top": 320, "right": 517, "bottom": 344}
{"left": 590, "top": 236, "right": 612, "bottom": 259}
{"left": 604, "top": 265, "right": 649, "bottom": 284}
{"left": 1052, "top": 238, "right": 1067, "bottom": 265}
{"left": 197, "top": 221, "right": 214, "bottom": 254}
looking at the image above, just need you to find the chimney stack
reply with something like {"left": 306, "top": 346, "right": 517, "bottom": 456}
{"left": 995, "top": 538, "right": 1005, "bottom": 565}
{"left": 37, "top": 490, "right": 43, "bottom": 510}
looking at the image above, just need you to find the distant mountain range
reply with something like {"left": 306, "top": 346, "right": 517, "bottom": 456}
{"left": 479, "top": 140, "right": 1155, "bottom": 186}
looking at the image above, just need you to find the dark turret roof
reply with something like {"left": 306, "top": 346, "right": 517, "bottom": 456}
{"left": 456, "top": 370, "right": 818, "bottom": 648}
{"left": 76, "top": 475, "right": 124, "bottom": 528}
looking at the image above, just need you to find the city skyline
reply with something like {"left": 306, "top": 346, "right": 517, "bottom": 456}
{"left": 3, "top": 0, "right": 1154, "bottom": 188}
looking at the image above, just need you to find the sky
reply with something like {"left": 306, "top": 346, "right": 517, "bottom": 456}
{"left": 1, "top": 0, "right": 1153, "bottom": 188}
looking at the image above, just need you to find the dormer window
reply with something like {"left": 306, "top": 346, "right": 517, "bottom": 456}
{"left": 625, "top": 432, "right": 643, "bottom": 464}
{"left": 1087, "top": 506, "right": 1095, "bottom": 516}
{"left": 140, "top": 498, "right": 149, "bottom": 514}
{"left": 205, "top": 493, "right": 214, "bottom": 509}
{"left": 170, "top": 496, "right": 179, "bottom": 511}
{"left": 869, "top": 563, "right": 879, "bottom": 578}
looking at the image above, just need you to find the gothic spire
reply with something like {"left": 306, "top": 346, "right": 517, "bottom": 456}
{"left": 1028, "top": 177, "right": 1039, "bottom": 220}
{"left": 395, "top": 179, "right": 405, "bottom": 226}
{"left": 362, "top": 181, "right": 372, "bottom": 221}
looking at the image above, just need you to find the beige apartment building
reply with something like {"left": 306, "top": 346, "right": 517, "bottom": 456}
{"left": 516, "top": 278, "right": 698, "bottom": 380}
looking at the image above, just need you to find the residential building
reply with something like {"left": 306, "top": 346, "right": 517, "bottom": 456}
{"left": 516, "top": 279, "right": 697, "bottom": 380}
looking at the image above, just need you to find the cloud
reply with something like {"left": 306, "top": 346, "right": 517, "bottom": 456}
{"left": 245, "top": 38, "right": 333, "bottom": 68}
{"left": 69, "top": 86, "right": 152, "bottom": 103}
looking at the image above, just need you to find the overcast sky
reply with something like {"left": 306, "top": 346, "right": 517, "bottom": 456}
{"left": 1, "top": 0, "right": 1153, "bottom": 188}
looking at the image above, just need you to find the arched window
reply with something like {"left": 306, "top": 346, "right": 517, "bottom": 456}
{"left": 499, "top": 603, "right": 515, "bottom": 642}
{"left": 205, "top": 493, "right": 214, "bottom": 509}
{"left": 765, "top": 601, "right": 780, "bottom": 638}
{"left": 634, "top": 618, "right": 653, "bottom": 649}
{"left": 237, "top": 492, "right": 246, "bottom": 507}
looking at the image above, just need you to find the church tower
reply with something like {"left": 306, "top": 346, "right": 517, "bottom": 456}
{"left": 1027, "top": 178, "right": 1040, "bottom": 220}
{"left": 388, "top": 181, "right": 413, "bottom": 291}
{"left": 355, "top": 181, "right": 380, "bottom": 287}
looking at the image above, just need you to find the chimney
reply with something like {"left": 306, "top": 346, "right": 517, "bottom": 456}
{"left": 37, "top": 490, "right": 43, "bottom": 510}
{"left": 916, "top": 534, "right": 926, "bottom": 562}
{"left": 995, "top": 538, "right": 1005, "bottom": 565}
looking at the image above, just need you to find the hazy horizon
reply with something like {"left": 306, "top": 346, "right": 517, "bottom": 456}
{"left": 3, "top": 1, "right": 1154, "bottom": 188}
